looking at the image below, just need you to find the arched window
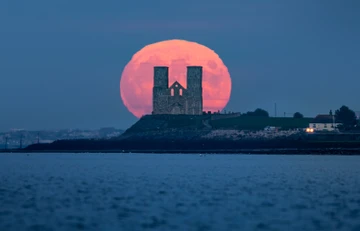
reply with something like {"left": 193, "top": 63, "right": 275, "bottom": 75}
{"left": 179, "top": 89, "right": 183, "bottom": 96}
{"left": 171, "top": 88, "right": 174, "bottom": 96}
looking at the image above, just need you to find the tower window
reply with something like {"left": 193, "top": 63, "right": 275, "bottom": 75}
{"left": 171, "top": 88, "right": 174, "bottom": 96}
{"left": 179, "top": 89, "right": 183, "bottom": 96}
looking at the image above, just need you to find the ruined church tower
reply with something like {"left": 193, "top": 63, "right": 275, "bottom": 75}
{"left": 152, "top": 66, "right": 203, "bottom": 115}
{"left": 186, "top": 66, "right": 203, "bottom": 115}
{"left": 152, "top": 66, "right": 169, "bottom": 114}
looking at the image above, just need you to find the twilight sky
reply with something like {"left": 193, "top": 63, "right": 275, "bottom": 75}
{"left": 0, "top": 0, "right": 359, "bottom": 131}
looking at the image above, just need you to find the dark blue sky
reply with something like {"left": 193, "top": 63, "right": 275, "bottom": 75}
{"left": 0, "top": 0, "right": 359, "bottom": 131}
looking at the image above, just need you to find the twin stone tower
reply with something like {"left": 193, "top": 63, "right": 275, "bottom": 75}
{"left": 152, "top": 66, "right": 203, "bottom": 115}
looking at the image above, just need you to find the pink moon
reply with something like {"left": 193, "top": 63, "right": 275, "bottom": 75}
{"left": 120, "top": 39, "right": 232, "bottom": 118}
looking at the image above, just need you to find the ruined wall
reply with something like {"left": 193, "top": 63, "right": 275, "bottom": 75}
{"left": 210, "top": 113, "right": 242, "bottom": 120}
{"left": 168, "top": 81, "right": 187, "bottom": 114}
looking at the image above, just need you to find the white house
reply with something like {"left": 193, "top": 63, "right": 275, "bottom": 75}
{"left": 309, "top": 114, "right": 341, "bottom": 132}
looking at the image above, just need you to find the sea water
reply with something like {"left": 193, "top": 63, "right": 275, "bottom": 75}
{"left": 0, "top": 153, "right": 359, "bottom": 231}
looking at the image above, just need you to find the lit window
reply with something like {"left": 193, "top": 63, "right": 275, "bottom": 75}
{"left": 179, "top": 89, "right": 183, "bottom": 96}
{"left": 171, "top": 89, "right": 174, "bottom": 96}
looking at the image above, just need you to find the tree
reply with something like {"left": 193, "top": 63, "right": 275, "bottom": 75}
{"left": 335, "top": 105, "right": 357, "bottom": 130}
{"left": 253, "top": 108, "right": 269, "bottom": 117}
{"left": 243, "top": 108, "right": 269, "bottom": 117}
{"left": 293, "top": 112, "right": 304, "bottom": 119}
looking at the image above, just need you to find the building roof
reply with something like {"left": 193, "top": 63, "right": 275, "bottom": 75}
{"left": 169, "top": 81, "right": 185, "bottom": 89}
{"left": 311, "top": 114, "right": 340, "bottom": 123}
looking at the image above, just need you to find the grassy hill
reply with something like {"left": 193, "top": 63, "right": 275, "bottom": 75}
{"left": 210, "top": 116, "right": 313, "bottom": 130}
{"left": 123, "top": 114, "right": 313, "bottom": 135}
{"left": 123, "top": 114, "right": 209, "bottom": 134}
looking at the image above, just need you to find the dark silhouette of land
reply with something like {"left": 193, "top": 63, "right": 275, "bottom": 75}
{"left": 17, "top": 138, "right": 360, "bottom": 154}
{"left": 2, "top": 105, "right": 359, "bottom": 154}
{"left": 0, "top": 113, "right": 354, "bottom": 154}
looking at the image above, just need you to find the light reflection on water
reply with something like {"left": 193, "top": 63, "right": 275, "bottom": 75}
{"left": 0, "top": 153, "right": 360, "bottom": 231}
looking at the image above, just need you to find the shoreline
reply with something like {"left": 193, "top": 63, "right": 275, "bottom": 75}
{"left": 2, "top": 148, "right": 360, "bottom": 155}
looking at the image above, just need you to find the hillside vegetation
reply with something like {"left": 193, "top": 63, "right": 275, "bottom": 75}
{"left": 124, "top": 114, "right": 312, "bottom": 135}
{"left": 123, "top": 115, "right": 208, "bottom": 134}
{"left": 210, "top": 116, "right": 313, "bottom": 130}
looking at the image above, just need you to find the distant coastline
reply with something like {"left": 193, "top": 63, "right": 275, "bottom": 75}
{"left": 3, "top": 114, "right": 360, "bottom": 155}
{"left": 2, "top": 148, "right": 360, "bottom": 155}
{"left": 2, "top": 138, "right": 360, "bottom": 155}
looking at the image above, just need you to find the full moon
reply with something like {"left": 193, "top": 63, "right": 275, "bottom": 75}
{"left": 120, "top": 39, "right": 232, "bottom": 118}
